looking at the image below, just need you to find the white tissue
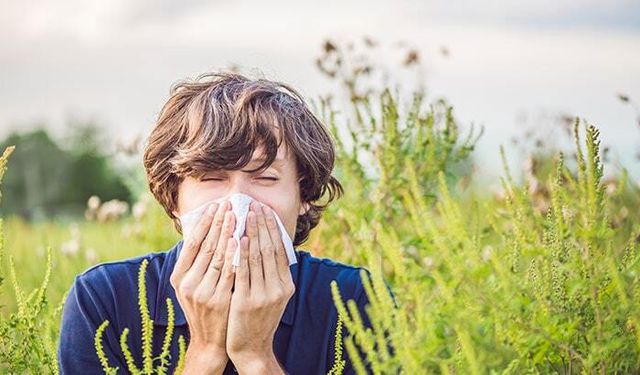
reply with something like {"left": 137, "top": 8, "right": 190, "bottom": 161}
{"left": 178, "top": 193, "right": 297, "bottom": 269}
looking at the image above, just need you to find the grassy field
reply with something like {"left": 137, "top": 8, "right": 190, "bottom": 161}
{"left": 1, "top": 88, "right": 640, "bottom": 374}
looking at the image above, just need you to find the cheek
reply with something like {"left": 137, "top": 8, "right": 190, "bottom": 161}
{"left": 177, "top": 179, "right": 223, "bottom": 214}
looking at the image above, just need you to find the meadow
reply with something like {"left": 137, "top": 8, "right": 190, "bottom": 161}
{"left": 1, "top": 60, "right": 640, "bottom": 373}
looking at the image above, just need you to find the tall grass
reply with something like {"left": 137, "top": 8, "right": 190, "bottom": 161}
{"left": 0, "top": 146, "right": 60, "bottom": 374}
{"left": 0, "top": 84, "right": 638, "bottom": 374}
{"left": 326, "top": 113, "right": 640, "bottom": 373}
{"left": 93, "top": 259, "right": 186, "bottom": 375}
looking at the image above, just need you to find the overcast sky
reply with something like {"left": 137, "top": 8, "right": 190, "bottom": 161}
{"left": 1, "top": 0, "right": 639, "bottom": 185}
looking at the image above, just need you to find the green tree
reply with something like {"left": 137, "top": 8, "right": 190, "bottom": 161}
{"left": 0, "top": 123, "right": 132, "bottom": 221}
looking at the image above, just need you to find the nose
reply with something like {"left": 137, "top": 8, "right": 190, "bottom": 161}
{"left": 224, "top": 174, "right": 253, "bottom": 200}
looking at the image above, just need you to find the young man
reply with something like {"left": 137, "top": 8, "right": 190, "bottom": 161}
{"left": 58, "top": 72, "right": 393, "bottom": 374}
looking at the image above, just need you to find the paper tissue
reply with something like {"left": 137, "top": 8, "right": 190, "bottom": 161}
{"left": 178, "top": 193, "right": 297, "bottom": 269}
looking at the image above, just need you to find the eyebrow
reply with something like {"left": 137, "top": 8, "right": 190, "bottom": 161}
{"left": 251, "top": 156, "right": 284, "bottom": 163}
{"left": 241, "top": 157, "right": 284, "bottom": 172}
{"left": 203, "top": 156, "right": 285, "bottom": 175}
{"left": 247, "top": 156, "right": 284, "bottom": 166}
{"left": 202, "top": 156, "right": 280, "bottom": 174}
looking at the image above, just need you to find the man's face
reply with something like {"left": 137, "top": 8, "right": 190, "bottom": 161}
{"left": 172, "top": 143, "right": 308, "bottom": 241}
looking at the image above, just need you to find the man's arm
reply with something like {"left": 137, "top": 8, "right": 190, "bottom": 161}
{"left": 181, "top": 345, "right": 228, "bottom": 375}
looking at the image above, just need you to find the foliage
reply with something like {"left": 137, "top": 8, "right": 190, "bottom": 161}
{"left": 94, "top": 259, "right": 186, "bottom": 374}
{"left": 327, "top": 311, "right": 346, "bottom": 375}
{"left": 0, "top": 42, "right": 638, "bottom": 372}
{"left": 0, "top": 125, "right": 132, "bottom": 221}
{"left": 0, "top": 145, "right": 61, "bottom": 374}
{"left": 325, "top": 117, "right": 640, "bottom": 373}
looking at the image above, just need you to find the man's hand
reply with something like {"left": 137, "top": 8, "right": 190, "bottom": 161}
{"left": 226, "top": 201, "right": 295, "bottom": 374}
{"left": 170, "top": 200, "right": 237, "bottom": 375}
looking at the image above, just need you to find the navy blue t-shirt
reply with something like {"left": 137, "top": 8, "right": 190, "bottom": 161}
{"left": 57, "top": 240, "right": 396, "bottom": 374}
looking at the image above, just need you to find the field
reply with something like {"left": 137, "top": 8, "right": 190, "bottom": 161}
{"left": 1, "top": 87, "right": 640, "bottom": 374}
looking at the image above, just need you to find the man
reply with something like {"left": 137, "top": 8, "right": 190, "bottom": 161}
{"left": 58, "top": 71, "right": 394, "bottom": 374}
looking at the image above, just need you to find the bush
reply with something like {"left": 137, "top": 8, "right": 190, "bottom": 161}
{"left": 326, "top": 117, "right": 640, "bottom": 373}
{"left": 0, "top": 85, "right": 638, "bottom": 374}
{"left": 0, "top": 125, "right": 132, "bottom": 221}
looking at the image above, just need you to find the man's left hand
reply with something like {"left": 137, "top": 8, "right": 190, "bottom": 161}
{"left": 227, "top": 201, "right": 295, "bottom": 374}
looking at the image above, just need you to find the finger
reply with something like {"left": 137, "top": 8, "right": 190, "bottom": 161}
{"left": 214, "top": 208, "right": 236, "bottom": 263}
{"left": 215, "top": 237, "right": 237, "bottom": 295}
{"left": 260, "top": 205, "right": 282, "bottom": 285}
{"left": 199, "top": 229, "right": 228, "bottom": 292}
{"left": 267, "top": 206, "right": 292, "bottom": 284}
{"left": 254, "top": 202, "right": 275, "bottom": 267}
{"left": 173, "top": 203, "right": 216, "bottom": 279}
{"left": 247, "top": 210, "right": 265, "bottom": 292}
{"left": 190, "top": 201, "right": 229, "bottom": 279}
{"left": 234, "top": 236, "right": 250, "bottom": 294}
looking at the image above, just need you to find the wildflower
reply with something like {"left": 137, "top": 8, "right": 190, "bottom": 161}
{"left": 481, "top": 246, "right": 493, "bottom": 262}
{"left": 422, "top": 256, "right": 434, "bottom": 269}
{"left": 96, "top": 199, "right": 129, "bottom": 222}
{"left": 85, "top": 248, "right": 98, "bottom": 264}
{"left": 85, "top": 195, "right": 101, "bottom": 220}
{"left": 60, "top": 239, "right": 80, "bottom": 257}
{"left": 132, "top": 201, "right": 146, "bottom": 221}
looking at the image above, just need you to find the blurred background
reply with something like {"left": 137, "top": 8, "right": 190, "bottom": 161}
{"left": 1, "top": 0, "right": 639, "bottom": 222}
{"left": 2, "top": 3, "right": 640, "bottom": 372}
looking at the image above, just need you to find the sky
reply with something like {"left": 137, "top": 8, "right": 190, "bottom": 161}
{"left": 1, "top": 0, "right": 639, "bottom": 187}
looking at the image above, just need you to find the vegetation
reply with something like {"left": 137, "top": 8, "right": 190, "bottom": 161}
{"left": 0, "top": 124, "right": 133, "bottom": 221}
{"left": 0, "top": 38, "right": 638, "bottom": 374}
{"left": 93, "top": 259, "right": 187, "bottom": 375}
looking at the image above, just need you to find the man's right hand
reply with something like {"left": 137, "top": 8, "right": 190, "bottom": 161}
{"left": 170, "top": 200, "right": 237, "bottom": 374}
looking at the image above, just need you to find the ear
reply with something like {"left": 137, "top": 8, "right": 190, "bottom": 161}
{"left": 298, "top": 202, "right": 310, "bottom": 216}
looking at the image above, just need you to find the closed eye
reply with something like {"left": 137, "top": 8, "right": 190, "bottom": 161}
{"left": 201, "top": 177, "right": 279, "bottom": 181}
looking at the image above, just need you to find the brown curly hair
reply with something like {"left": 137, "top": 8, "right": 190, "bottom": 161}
{"left": 142, "top": 71, "right": 343, "bottom": 246}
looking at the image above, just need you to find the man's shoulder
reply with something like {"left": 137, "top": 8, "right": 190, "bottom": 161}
{"left": 78, "top": 249, "right": 168, "bottom": 280}
{"left": 296, "top": 250, "right": 369, "bottom": 274}
{"left": 65, "top": 242, "right": 182, "bottom": 327}
{"left": 295, "top": 250, "right": 371, "bottom": 299}
{"left": 294, "top": 249, "right": 397, "bottom": 308}
{"left": 72, "top": 243, "right": 179, "bottom": 298}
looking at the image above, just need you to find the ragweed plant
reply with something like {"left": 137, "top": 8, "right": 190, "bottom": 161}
{"left": 326, "top": 118, "right": 640, "bottom": 374}
{"left": 313, "top": 86, "right": 481, "bottom": 266}
{"left": 0, "top": 145, "right": 62, "bottom": 374}
{"left": 327, "top": 310, "right": 347, "bottom": 375}
{"left": 1, "top": 49, "right": 639, "bottom": 373}
{"left": 94, "top": 258, "right": 186, "bottom": 374}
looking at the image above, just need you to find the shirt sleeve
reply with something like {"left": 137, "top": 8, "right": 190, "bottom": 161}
{"left": 57, "top": 274, "right": 127, "bottom": 374}
{"left": 328, "top": 269, "right": 398, "bottom": 375}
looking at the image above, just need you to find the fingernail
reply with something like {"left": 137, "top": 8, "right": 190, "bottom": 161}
{"left": 208, "top": 203, "right": 217, "bottom": 215}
